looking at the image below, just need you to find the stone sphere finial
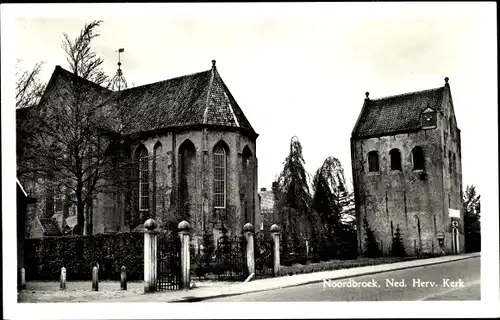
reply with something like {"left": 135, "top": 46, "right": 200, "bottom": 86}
{"left": 243, "top": 222, "right": 254, "bottom": 232}
{"left": 365, "top": 92, "right": 370, "bottom": 99}
{"left": 144, "top": 218, "right": 158, "bottom": 231}
{"left": 444, "top": 77, "right": 449, "bottom": 84}
{"left": 270, "top": 224, "right": 280, "bottom": 233}
{"left": 178, "top": 220, "right": 191, "bottom": 232}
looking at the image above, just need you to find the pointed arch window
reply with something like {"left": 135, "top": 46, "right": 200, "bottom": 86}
{"left": 412, "top": 146, "right": 425, "bottom": 171}
{"left": 214, "top": 144, "right": 228, "bottom": 208}
{"left": 368, "top": 151, "right": 379, "bottom": 172}
{"left": 389, "top": 149, "right": 402, "bottom": 171}
{"left": 138, "top": 147, "right": 149, "bottom": 213}
{"left": 152, "top": 142, "right": 162, "bottom": 218}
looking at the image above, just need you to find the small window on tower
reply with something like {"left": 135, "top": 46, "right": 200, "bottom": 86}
{"left": 390, "top": 149, "right": 402, "bottom": 171}
{"left": 412, "top": 146, "right": 425, "bottom": 171}
{"left": 368, "top": 151, "right": 379, "bottom": 172}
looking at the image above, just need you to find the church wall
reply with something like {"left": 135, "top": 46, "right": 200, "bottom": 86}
{"left": 440, "top": 89, "right": 465, "bottom": 253}
{"left": 204, "top": 129, "right": 257, "bottom": 237}
{"left": 353, "top": 128, "right": 446, "bottom": 255}
{"left": 98, "top": 128, "right": 258, "bottom": 239}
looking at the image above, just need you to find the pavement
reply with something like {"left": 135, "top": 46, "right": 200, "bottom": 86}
{"left": 108, "top": 252, "right": 480, "bottom": 302}
{"left": 206, "top": 255, "right": 480, "bottom": 301}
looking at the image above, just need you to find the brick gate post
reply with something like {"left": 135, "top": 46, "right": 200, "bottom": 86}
{"left": 270, "top": 224, "right": 281, "bottom": 276}
{"left": 144, "top": 218, "right": 158, "bottom": 293}
{"left": 178, "top": 220, "right": 191, "bottom": 290}
{"left": 243, "top": 223, "right": 255, "bottom": 275}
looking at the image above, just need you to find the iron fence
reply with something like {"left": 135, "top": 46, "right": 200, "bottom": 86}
{"left": 216, "top": 234, "right": 248, "bottom": 281}
{"left": 254, "top": 235, "right": 274, "bottom": 279}
{"left": 157, "top": 232, "right": 181, "bottom": 291}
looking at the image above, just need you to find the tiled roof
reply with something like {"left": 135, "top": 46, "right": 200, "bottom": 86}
{"left": 38, "top": 218, "right": 62, "bottom": 236}
{"left": 259, "top": 190, "right": 275, "bottom": 211}
{"left": 32, "top": 63, "right": 257, "bottom": 137}
{"left": 352, "top": 86, "right": 446, "bottom": 139}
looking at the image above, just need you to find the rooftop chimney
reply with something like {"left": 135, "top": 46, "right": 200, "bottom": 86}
{"left": 212, "top": 60, "right": 216, "bottom": 69}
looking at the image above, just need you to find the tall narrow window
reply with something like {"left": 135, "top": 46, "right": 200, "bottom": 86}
{"left": 452, "top": 153, "right": 456, "bottom": 172}
{"left": 368, "top": 151, "right": 379, "bottom": 172}
{"left": 448, "top": 150, "right": 452, "bottom": 173}
{"left": 138, "top": 147, "right": 149, "bottom": 214}
{"left": 214, "top": 144, "right": 227, "bottom": 208}
{"left": 412, "top": 146, "right": 425, "bottom": 171}
{"left": 389, "top": 149, "right": 402, "bottom": 171}
{"left": 152, "top": 142, "right": 162, "bottom": 218}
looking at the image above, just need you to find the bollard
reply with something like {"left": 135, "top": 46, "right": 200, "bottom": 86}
{"left": 120, "top": 266, "right": 127, "bottom": 290}
{"left": 60, "top": 267, "right": 67, "bottom": 290}
{"left": 20, "top": 267, "right": 26, "bottom": 289}
{"left": 92, "top": 266, "right": 99, "bottom": 291}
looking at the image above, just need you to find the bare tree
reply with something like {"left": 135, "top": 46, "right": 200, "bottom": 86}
{"left": 16, "top": 60, "right": 46, "bottom": 109}
{"left": 17, "top": 20, "right": 121, "bottom": 235}
{"left": 61, "top": 20, "right": 109, "bottom": 86}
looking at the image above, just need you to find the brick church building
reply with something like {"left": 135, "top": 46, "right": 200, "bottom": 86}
{"left": 351, "top": 77, "right": 464, "bottom": 256}
{"left": 17, "top": 60, "right": 260, "bottom": 240}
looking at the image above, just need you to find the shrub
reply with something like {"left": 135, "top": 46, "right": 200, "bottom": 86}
{"left": 363, "top": 218, "right": 381, "bottom": 258}
{"left": 24, "top": 232, "right": 144, "bottom": 281}
{"left": 391, "top": 225, "right": 406, "bottom": 257}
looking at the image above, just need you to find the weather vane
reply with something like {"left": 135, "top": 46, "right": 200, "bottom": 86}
{"left": 111, "top": 48, "right": 128, "bottom": 92}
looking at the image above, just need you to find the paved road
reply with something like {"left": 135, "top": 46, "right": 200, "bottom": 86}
{"left": 204, "top": 256, "right": 480, "bottom": 301}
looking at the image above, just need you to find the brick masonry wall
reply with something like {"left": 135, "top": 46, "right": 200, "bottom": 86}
{"left": 352, "top": 89, "right": 463, "bottom": 255}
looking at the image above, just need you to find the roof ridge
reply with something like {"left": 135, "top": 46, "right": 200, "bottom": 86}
{"left": 56, "top": 66, "right": 113, "bottom": 93}
{"left": 370, "top": 86, "right": 444, "bottom": 102}
{"left": 121, "top": 69, "right": 211, "bottom": 92}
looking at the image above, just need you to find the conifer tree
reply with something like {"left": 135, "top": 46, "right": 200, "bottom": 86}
{"left": 363, "top": 217, "right": 380, "bottom": 257}
{"left": 391, "top": 225, "right": 406, "bottom": 257}
{"left": 275, "top": 136, "right": 315, "bottom": 239}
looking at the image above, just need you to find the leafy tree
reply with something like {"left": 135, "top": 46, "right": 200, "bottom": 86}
{"left": 311, "top": 156, "right": 358, "bottom": 259}
{"left": 391, "top": 225, "right": 406, "bottom": 257}
{"left": 363, "top": 217, "right": 380, "bottom": 258}
{"left": 275, "top": 136, "right": 315, "bottom": 240}
{"left": 463, "top": 185, "right": 481, "bottom": 253}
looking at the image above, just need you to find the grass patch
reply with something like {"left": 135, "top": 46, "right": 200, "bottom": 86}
{"left": 279, "top": 255, "right": 441, "bottom": 277}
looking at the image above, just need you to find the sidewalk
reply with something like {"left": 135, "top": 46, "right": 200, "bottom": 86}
{"left": 107, "top": 252, "right": 480, "bottom": 303}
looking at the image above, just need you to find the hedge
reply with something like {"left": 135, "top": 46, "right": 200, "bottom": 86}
{"left": 24, "top": 232, "right": 144, "bottom": 281}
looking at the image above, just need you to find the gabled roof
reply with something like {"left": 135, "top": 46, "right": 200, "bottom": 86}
{"left": 38, "top": 218, "right": 62, "bottom": 236}
{"left": 259, "top": 189, "right": 275, "bottom": 212}
{"left": 352, "top": 84, "right": 448, "bottom": 139}
{"left": 30, "top": 61, "right": 257, "bottom": 138}
{"left": 117, "top": 62, "right": 256, "bottom": 136}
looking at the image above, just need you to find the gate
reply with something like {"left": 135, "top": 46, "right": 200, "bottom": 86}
{"left": 216, "top": 234, "right": 248, "bottom": 281}
{"left": 254, "top": 235, "right": 274, "bottom": 279}
{"left": 157, "top": 232, "right": 181, "bottom": 291}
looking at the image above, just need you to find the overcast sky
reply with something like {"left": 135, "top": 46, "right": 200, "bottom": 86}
{"left": 6, "top": 3, "right": 497, "bottom": 195}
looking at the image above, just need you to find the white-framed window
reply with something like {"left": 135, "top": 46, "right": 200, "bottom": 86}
{"left": 138, "top": 147, "right": 149, "bottom": 213}
{"left": 213, "top": 145, "right": 227, "bottom": 208}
